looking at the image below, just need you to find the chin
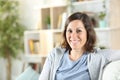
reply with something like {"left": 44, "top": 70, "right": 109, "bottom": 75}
{"left": 71, "top": 47, "right": 79, "bottom": 50}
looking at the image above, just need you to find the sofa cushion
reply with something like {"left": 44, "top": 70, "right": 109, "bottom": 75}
{"left": 16, "top": 66, "right": 39, "bottom": 80}
{"left": 102, "top": 60, "right": 120, "bottom": 80}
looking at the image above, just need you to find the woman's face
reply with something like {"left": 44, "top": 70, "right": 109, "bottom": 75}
{"left": 66, "top": 20, "right": 87, "bottom": 51}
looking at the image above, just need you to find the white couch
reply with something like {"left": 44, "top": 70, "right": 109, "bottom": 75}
{"left": 102, "top": 60, "right": 120, "bottom": 80}
{"left": 16, "top": 60, "right": 120, "bottom": 80}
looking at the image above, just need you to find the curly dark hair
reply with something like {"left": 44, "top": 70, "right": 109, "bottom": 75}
{"left": 61, "top": 12, "right": 96, "bottom": 52}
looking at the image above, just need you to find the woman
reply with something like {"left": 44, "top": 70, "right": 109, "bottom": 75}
{"left": 39, "top": 12, "right": 120, "bottom": 80}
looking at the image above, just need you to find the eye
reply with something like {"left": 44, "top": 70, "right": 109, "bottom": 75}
{"left": 67, "top": 29, "right": 72, "bottom": 33}
{"left": 76, "top": 29, "right": 82, "bottom": 33}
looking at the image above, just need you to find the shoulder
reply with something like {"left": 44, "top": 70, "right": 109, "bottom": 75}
{"left": 50, "top": 46, "right": 66, "bottom": 55}
{"left": 90, "top": 48, "right": 120, "bottom": 61}
{"left": 95, "top": 49, "right": 119, "bottom": 58}
{"left": 47, "top": 46, "right": 66, "bottom": 59}
{"left": 96, "top": 49, "right": 114, "bottom": 54}
{"left": 88, "top": 48, "right": 110, "bottom": 62}
{"left": 88, "top": 49, "right": 110, "bottom": 69}
{"left": 92, "top": 47, "right": 114, "bottom": 56}
{"left": 45, "top": 46, "right": 66, "bottom": 67}
{"left": 54, "top": 46, "right": 66, "bottom": 54}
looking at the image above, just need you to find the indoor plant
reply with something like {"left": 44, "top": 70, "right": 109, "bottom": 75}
{"left": 98, "top": 0, "right": 106, "bottom": 28}
{"left": 45, "top": 16, "right": 51, "bottom": 29}
{"left": 98, "top": 11, "right": 106, "bottom": 28}
{"left": 98, "top": 11, "right": 106, "bottom": 20}
{"left": 0, "top": 0, "right": 25, "bottom": 80}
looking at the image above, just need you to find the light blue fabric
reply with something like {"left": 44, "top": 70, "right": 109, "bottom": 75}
{"left": 16, "top": 66, "right": 39, "bottom": 80}
{"left": 55, "top": 51, "right": 90, "bottom": 80}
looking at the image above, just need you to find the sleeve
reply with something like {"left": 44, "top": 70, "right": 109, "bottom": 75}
{"left": 39, "top": 50, "right": 54, "bottom": 80}
{"left": 98, "top": 49, "right": 120, "bottom": 61}
{"left": 109, "top": 50, "right": 120, "bottom": 61}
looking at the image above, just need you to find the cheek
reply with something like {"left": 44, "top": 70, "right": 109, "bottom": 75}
{"left": 83, "top": 33, "right": 87, "bottom": 43}
{"left": 66, "top": 33, "right": 69, "bottom": 40}
{"left": 80, "top": 32, "right": 87, "bottom": 42}
{"left": 66, "top": 33, "right": 71, "bottom": 44}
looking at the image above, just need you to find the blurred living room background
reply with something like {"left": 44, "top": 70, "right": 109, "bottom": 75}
{"left": 0, "top": 0, "right": 120, "bottom": 80}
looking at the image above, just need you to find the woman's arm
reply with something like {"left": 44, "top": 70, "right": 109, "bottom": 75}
{"left": 39, "top": 51, "right": 54, "bottom": 80}
{"left": 109, "top": 50, "right": 120, "bottom": 61}
{"left": 98, "top": 49, "right": 120, "bottom": 61}
{"left": 39, "top": 47, "right": 65, "bottom": 80}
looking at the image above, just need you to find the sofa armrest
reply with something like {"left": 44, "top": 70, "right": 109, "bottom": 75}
{"left": 102, "top": 60, "right": 120, "bottom": 80}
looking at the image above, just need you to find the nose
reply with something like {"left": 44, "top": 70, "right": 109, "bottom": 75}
{"left": 70, "top": 31, "right": 78, "bottom": 40}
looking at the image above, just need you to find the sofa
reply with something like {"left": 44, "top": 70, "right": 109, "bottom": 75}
{"left": 102, "top": 60, "right": 120, "bottom": 80}
{"left": 16, "top": 66, "right": 39, "bottom": 80}
{"left": 16, "top": 60, "right": 120, "bottom": 80}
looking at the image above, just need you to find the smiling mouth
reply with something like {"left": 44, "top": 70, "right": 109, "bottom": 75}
{"left": 70, "top": 40, "right": 79, "bottom": 44}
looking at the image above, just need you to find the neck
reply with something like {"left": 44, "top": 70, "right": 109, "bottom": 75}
{"left": 69, "top": 49, "right": 84, "bottom": 61}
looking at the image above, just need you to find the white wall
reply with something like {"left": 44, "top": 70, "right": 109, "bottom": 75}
{"left": 0, "top": 58, "right": 24, "bottom": 80}
{"left": 109, "top": 0, "right": 120, "bottom": 49}
{"left": 109, "top": 0, "right": 120, "bottom": 28}
{"left": 0, "top": 58, "right": 6, "bottom": 80}
{"left": 18, "top": 0, "right": 66, "bottom": 30}
{"left": 18, "top": 0, "right": 44, "bottom": 29}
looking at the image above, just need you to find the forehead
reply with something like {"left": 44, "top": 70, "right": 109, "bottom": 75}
{"left": 67, "top": 20, "right": 85, "bottom": 29}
